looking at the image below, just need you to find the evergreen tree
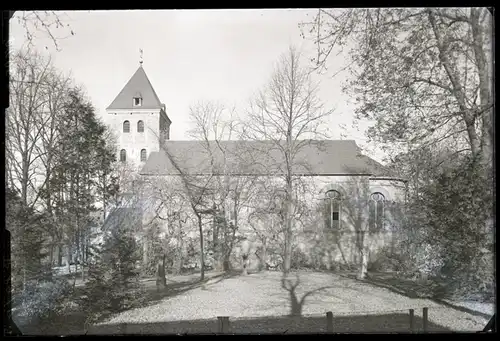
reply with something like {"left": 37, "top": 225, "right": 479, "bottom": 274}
{"left": 45, "top": 87, "right": 118, "bottom": 273}
{"left": 7, "top": 187, "right": 72, "bottom": 323}
{"left": 83, "top": 223, "right": 143, "bottom": 321}
{"left": 7, "top": 187, "right": 50, "bottom": 292}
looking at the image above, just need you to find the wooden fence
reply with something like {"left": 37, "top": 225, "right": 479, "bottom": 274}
{"left": 214, "top": 307, "right": 430, "bottom": 334}
{"left": 111, "top": 307, "right": 433, "bottom": 334}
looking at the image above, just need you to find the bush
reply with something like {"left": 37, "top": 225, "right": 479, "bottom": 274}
{"left": 439, "top": 250, "right": 495, "bottom": 301}
{"left": 368, "top": 246, "right": 404, "bottom": 272}
{"left": 290, "top": 248, "right": 310, "bottom": 270}
{"left": 13, "top": 277, "right": 72, "bottom": 323}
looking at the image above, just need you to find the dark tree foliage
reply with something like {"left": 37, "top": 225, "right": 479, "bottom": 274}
{"left": 83, "top": 224, "right": 143, "bottom": 322}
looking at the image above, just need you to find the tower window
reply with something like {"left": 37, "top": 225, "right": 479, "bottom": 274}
{"left": 120, "top": 149, "right": 127, "bottom": 162}
{"left": 140, "top": 149, "right": 147, "bottom": 162}
{"left": 123, "top": 120, "right": 130, "bottom": 133}
{"left": 133, "top": 97, "right": 142, "bottom": 106}
{"left": 137, "top": 120, "right": 144, "bottom": 133}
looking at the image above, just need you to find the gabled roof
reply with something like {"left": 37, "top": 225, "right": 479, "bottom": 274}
{"left": 102, "top": 207, "right": 143, "bottom": 232}
{"left": 139, "top": 140, "right": 394, "bottom": 177}
{"left": 107, "top": 66, "right": 163, "bottom": 110}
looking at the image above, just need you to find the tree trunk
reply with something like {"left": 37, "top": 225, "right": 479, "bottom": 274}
{"left": 173, "top": 251, "right": 182, "bottom": 275}
{"left": 258, "top": 237, "right": 267, "bottom": 272}
{"left": 470, "top": 8, "right": 493, "bottom": 166}
{"left": 155, "top": 254, "right": 167, "bottom": 292}
{"left": 81, "top": 234, "right": 85, "bottom": 281}
{"left": 283, "top": 178, "right": 294, "bottom": 275}
{"left": 358, "top": 232, "right": 369, "bottom": 279}
{"left": 335, "top": 239, "right": 349, "bottom": 267}
{"left": 241, "top": 239, "right": 251, "bottom": 275}
{"left": 242, "top": 255, "right": 249, "bottom": 276}
{"left": 359, "top": 248, "right": 369, "bottom": 279}
{"left": 283, "top": 212, "right": 293, "bottom": 274}
{"left": 67, "top": 244, "right": 72, "bottom": 273}
{"left": 85, "top": 233, "right": 89, "bottom": 263}
{"left": 162, "top": 254, "right": 167, "bottom": 285}
{"left": 143, "top": 237, "right": 149, "bottom": 272}
{"left": 222, "top": 240, "right": 231, "bottom": 272}
{"left": 197, "top": 214, "right": 205, "bottom": 281}
{"left": 173, "top": 225, "right": 183, "bottom": 275}
{"left": 49, "top": 243, "right": 54, "bottom": 267}
{"left": 57, "top": 244, "right": 63, "bottom": 267}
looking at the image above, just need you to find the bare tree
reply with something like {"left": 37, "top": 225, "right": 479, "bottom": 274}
{"left": 158, "top": 146, "right": 216, "bottom": 281}
{"left": 187, "top": 101, "right": 259, "bottom": 273}
{"left": 247, "top": 178, "right": 288, "bottom": 271}
{"left": 7, "top": 49, "right": 57, "bottom": 208}
{"left": 33, "top": 64, "right": 74, "bottom": 267}
{"left": 241, "top": 46, "right": 333, "bottom": 275}
{"left": 7, "top": 48, "right": 79, "bottom": 270}
{"left": 11, "top": 11, "right": 74, "bottom": 51}
{"left": 141, "top": 176, "right": 194, "bottom": 288}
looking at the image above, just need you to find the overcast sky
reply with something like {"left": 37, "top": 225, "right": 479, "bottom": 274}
{"left": 10, "top": 9, "right": 383, "bottom": 162}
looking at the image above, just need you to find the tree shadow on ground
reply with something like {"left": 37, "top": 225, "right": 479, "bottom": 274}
{"left": 280, "top": 272, "right": 336, "bottom": 316}
{"left": 339, "top": 272, "right": 492, "bottom": 320}
{"left": 83, "top": 312, "right": 454, "bottom": 334}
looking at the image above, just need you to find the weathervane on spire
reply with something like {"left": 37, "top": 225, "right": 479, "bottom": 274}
{"left": 139, "top": 49, "right": 143, "bottom": 66}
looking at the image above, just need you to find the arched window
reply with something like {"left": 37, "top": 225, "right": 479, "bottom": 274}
{"left": 369, "top": 192, "right": 385, "bottom": 230}
{"left": 324, "top": 190, "right": 342, "bottom": 230}
{"left": 120, "top": 149, "right": 127, "bottom": 162}
{"left": 140, "top": 149, "right": 147, "bottom": 162}
{"left": 123, "top": 120, "right": 130, "bottom": 133}
{"left": 137, "top": 120, "right": 144, "bottom": 133}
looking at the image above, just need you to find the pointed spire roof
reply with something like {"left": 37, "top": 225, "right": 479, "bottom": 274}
{"left": 107, "top": 66, "right": 163, "bottom": 110}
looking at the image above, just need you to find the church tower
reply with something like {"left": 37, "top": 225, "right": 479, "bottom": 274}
{"left": 106, "top": 62, "right": 171, "bottom": 169}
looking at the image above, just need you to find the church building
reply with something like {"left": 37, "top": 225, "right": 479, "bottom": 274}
{"left": 105, "top": 62, "right": 171, "bottom": 169}
{"left": 104, "top": 62, "right": 407, "bottom": 272}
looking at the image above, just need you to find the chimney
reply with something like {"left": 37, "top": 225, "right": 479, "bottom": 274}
{"left": 161, "top": 103, "right": 166, "bottom": 112}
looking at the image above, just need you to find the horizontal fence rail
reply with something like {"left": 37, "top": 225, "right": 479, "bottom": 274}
{"left": 105, "top": 308, "right": 431, "bottom": 335}
{"left": 81, "top": 305, "right": 494, "bottom": 335}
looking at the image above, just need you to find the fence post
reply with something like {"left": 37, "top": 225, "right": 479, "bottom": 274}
{"left": 422, "top": 307, "right": 428, "bottom": 333}
{"left": 217, "top": 316, "right": 230, "bottom": 334}
{"left": 119, "top": 323, "right": 127, "bottom": 334}
{"left": 409, "top": 309, "right": 415, "bottom": 332}
{"left": 326, "top": 311, "right": 333, "bottom": 333}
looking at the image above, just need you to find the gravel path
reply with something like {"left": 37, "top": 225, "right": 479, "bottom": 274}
{"left": 90, "top": 271, "right": 490, "bottom": 334}
{"left": 442, "top": 300, "right": 495, "bottom": 316}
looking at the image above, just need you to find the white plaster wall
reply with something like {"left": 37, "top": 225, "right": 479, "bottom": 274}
{"left": 313, "top": 176, "right": 406, "bottom": 202}
{"left": 105, "top": 109, "right": 162, "bottom": 167}
{"left": 137, "top": 173, "right": 407, "bottom": 269}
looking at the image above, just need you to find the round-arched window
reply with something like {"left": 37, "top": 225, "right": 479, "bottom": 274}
{"left": 369, "top": 192, "right": 385, "bottom": 230}
{"left": 326, "top": 190, "right": 342, "bottom": 200}
{"left": 137, "top": 120, "right": 144, "bottom": 133}
{"left": 324, "top": 190, "right": 342, "bottom": 230}
{"left": 123, "top": 120, "right": 130, "bottom": 133}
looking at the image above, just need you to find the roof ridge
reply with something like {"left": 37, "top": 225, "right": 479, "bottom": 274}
{"left": 106, "top": 66, "right": 163, "bottom": 110}
{"left": 161, "top": 139, "right": 357, "bottom": 143}
{"left": 141, "top": 66, "right": 163, "bottom": 108}
{"left": 145, "top": 140, "right": 391, "bottom": 176}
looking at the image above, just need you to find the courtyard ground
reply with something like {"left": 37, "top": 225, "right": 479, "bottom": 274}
{"left": 15, "top": 270, "right": 493, "bottom": 334}
{"left": 92, "top": 270, "right": 491, "bottom": 334}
